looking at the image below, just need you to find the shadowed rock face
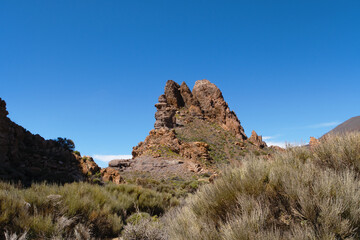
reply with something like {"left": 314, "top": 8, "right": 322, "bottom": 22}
{"left": 153, "top": 79, "right": 247, "bottom": 140}
{"left": 0, "top": 98, "right": 98, "bottom": 185}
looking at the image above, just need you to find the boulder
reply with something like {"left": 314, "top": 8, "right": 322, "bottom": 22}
{"left": 108, "top": 159, "right": 131, "bottom": 169}
{"left": 101, "top": 167, "right": 124, "bottom": 184}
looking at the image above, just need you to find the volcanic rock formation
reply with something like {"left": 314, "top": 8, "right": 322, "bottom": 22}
{"left": 0, "top": 98, "right": 100, "bottom": 185}
{"left": 154, "top": 80, "right": 247, "bottom": 139}
{"left": 249, "top": 130, "right": 267, "bottom": 148}
{"left": 132, "top": 79, "right": 267, "bottom": 167}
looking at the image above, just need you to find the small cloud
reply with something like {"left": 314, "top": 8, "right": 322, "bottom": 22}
{"left": 265, "top": 141, "right": 305, "bottom": 148}
{"left": 262, "top": 134, "right": 282, "bottom": 140}
{"left": 263, "top": 136, "right": 274, "bottom": 140}
{"left": 307, "top": 121, "right": 340, "bottom": 129}
{"left": 93, "top": 154, "right": 132, "bottom": 162}
{"left": 265, "top": 141, "right": 287, "bottom": 148}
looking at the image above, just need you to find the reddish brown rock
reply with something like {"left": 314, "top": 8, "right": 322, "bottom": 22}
{"left": 248, "top": 130, "right": 267, "bottom": 148}
{"left": 164, "top": 80, "right": 184, "bottom": 108}
{"left": 77, "top": 155, "right": 101, "bottom": 176}
{"left": 132, "top": 129, "right": 181, "bottom": 158}
{"left": 101, "top": 167, "right": 124, "bottom": 184}
{"left": 192, "top": 79, "right": 247, "bottom": 140}
{"left": 154, "top": 94, "right": 177, "bottom": 129}
{"left": 179, "top": 82, "right": 199, "bottom": 108}
{"left": 180, "top": 142, "right": 211, "bottom": 163}
{"left": 309, "top": 137, "right": 320, "bottom": 147}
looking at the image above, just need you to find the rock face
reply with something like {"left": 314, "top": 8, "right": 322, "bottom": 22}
{"left": 248, "top": 130, "right": 267, "bottom": 148}
{"left": 0, "top": 98, "right": 100, "bottom": 185}
{"left": 153, "top": 79, "right": 247, "bottom": 139}
{"left": 192, "top": 80, "right": 247, "bottom": 139}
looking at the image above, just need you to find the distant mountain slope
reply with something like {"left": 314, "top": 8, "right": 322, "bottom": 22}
{"left": 324, "top": 116, "right": 360, "bottom": 136}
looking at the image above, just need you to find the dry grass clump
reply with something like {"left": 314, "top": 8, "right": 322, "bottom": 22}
{"left": 0, "top": 182, "right": 177, "bottom": 239}
{"left": 166, "top": 132, "right": 360, "bottom": 239}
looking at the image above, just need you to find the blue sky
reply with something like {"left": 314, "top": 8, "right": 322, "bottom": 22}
{"left": 1, "top": 1, "right": 359, "bottom": 167}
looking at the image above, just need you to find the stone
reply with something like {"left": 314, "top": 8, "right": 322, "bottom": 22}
{"left": 101, "top": 167, "right": 124, "bottom": 184}
{"left": 164, "top": 80, "right": 184, "bottom": 108}
{"left": 108, "top": 159, "right": 131, "bottom": 169}
{"left": 309, "top": 137, "right": 320, "bottom": 147}
{"left": 179, "top": 82, "right": 199, "bottom": 108}
{"left": 192, "top": 79, "right": 247, "bottom": 140}
{"left": 248, "top": 130, "right": 267, "bottom": 148}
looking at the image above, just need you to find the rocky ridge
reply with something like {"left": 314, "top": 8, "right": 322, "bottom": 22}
{"left": 0, "top": 98, "right": 95, "bottom": 184}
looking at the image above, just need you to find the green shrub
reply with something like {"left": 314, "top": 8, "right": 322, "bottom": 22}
{"left": 0, "top": 182, "right": 176, "bottom": 239}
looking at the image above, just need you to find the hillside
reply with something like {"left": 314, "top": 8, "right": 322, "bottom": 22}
{"left": 323, "top": 116, "right": 360, "bottom": 136}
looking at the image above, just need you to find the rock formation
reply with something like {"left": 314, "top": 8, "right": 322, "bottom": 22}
{"left": 249, "top": 130, "right": 267, "bottom": 148}
{"left": 309, "top": 137, "right": 320, "bottom": 147}
{"left": 100, "top": 167, "right": 124, "bottom": 184}
{"left": 153, "top": 79, "right": 246, "bottom": 139}
{"left": 133, "top": 79, "right": 268, "bottom": 170}
{"left": 192, "top": 80, "right": 247, "bottom": 139}
{"left": 0, "top": 98, "right": 100, "bottom": 185}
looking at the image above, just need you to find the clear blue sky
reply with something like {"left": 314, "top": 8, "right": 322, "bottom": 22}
{"left": 1, "top": 1, "right": 359, "bottom": 167}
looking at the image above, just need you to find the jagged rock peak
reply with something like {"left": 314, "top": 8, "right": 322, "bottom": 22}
{"left": 164, "top": 80, "right": 184, "bottom": 108}
{"left": 154, "top": 79, "right": 247, "bottom": 140}
{"left": 249, "top": 130, "right": 267, "bottom": 148}
{"left": 192, "top": 79, "right": 247, "bottom": 140}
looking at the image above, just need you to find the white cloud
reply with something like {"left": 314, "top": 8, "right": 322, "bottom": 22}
{"left": 92, "top": 154, "right": 132, "bottom": 162}
{"left": 265, "top": 141, "right": 287, "bottom": 148}
{"left": 307, "top": 121, "right": 340, "bottom": 129}
{"left": 262, "top": 136, "right": 274, "bottom": 140}
{"left": 265, "top": 141, "right": 305, "bottom": 148}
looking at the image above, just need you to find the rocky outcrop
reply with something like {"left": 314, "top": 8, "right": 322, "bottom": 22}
{"left": 248, "top": 130, "right": 267, "bottom": 148}
{"left": 153, "top": 79, "right": 246, "bottom": 140}
{"left": 77, "top": 155, "right": 101, "bottom": 176}
{"left": 108, "top": 159, "right": 131, "bottom": 170}
{"left": 132, "top": 128, "right": 211, "bottom": 164}
{"left": 0, "top": 97, "right": 100, "bottom": 185}
{"left": 100, "top": 167, "right": 124, "bottom": 184}
{"left": 192, "top": 80, "right": 247, "bottom": 139}
{"left": 309, "top": 137, "right": 320, "bottom": 147}
{"left": 133, "top": 129, "right": 181, "bottom": 158}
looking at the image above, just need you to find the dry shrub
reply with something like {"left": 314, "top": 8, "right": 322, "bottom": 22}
{"left": 166, "top": 132, "right": 360, "bottom": 239}
{"left": 0, "top": 182, "right": 176, "bottom": 239}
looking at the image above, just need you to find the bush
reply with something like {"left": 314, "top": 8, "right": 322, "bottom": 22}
{"left": 54, "top": 137, "right": 75, "bottom": 151}
{"left": 122, "top": 217, "right": 167, "bottom": 240}
{"left": 166, "top": 132, "right": 360, "bottom": 239}
{"left": 0, "top": 182, "right": 177, "bottom": 239}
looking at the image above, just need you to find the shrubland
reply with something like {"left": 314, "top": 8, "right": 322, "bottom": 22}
{"left": 165, "top": 132, "right": 360, "bottom": 239}
{"left": 0, "top": 182, "right": 177, "bottom": 239}
{"left": 2, "top": 132, "right": 360, "bottom": 240}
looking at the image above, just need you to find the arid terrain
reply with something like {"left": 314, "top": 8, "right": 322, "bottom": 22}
{"left": 1, "top": 80, "right": 359, "bottom": 240}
